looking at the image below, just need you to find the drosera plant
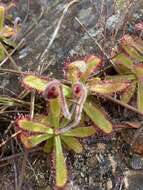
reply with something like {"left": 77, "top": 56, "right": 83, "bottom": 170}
{"left": 0, "top": 3, "right": 20, "bottom": 61}
{"left": 15, "top": 79, "right": 96, "bottom": 188}
{"left": 111, "top": 34, "right": 143, "bottom": 111}
{"left": 15, "top": 54, "right": 131, "bottom": 188}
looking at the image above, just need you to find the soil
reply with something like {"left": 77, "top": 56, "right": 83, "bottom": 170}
{"left": 0, "top": 0, "right": 143, "bottom": 190}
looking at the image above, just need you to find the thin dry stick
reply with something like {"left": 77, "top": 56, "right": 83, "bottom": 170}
{"left": 0, "top": 42, "right": 21, "bottom": 72}
{"left": 0, "top": 39, "right": 25, "bottom": 67}
{"left": 0, "top": 148, "right": 42, "bottom": 163}
{"left": 17, "top": 92, "right": 36, "bottom": 190}
{"left": 103, "top": 95, "right": 143, "bottom": 117}
{"left": 38, "top": 0, "right": 79, "bottom": 74}
{"left": 11, "top": 137, "right": 19, "bottom": 189}
{"left": 0, "top": 130, "right": 21, "bottom": 148}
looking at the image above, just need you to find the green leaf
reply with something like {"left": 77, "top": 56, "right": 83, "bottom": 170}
{"left": 62, "top": 84, "right": 72, "bottom": 98}
{"left": 137, "top": 82, "right": 143, "bottom": 112}
{"left": 20, "top": 133, "right": 52, "bottom": 148}
{"left": 67, "top": 60, "right": 86, "bottom": 82}
{"left": 63, "top": 127, "right": 96, "bottom": 137}
{"left": 120, "top": 82, "right": 136, "bottom": 103}
{"left": 134, "top": 64, "right": 143, "bottom": 79}
{"left": 2, "top": 37, "right": 16, "bottom": 47}
{"left": 83, "top": 102, "right": 112, "bottom": 133}
{"left": 123, "top": 45, "right": 143, "bottom": 62}
{"left": 17, "top": 119, "right": 53, "bottom": 134}
{"left": 61, "top": 136, "right": 83, "bottom": 153}
{"left": 0, "top": 44, "right": 5, "bottom": 61}
{"left": 23, "top": 75, "right": 48, "bottom": 92}
{"left": 23, "top": 75, "right": 71, "bottom": 97}
{"left": 0, "top": 6, "right": 4, "bottom": 31}
{"left": 55, "top": 136, "right": 67, "bottom": 188}
{"left": 43, "top": 138, "right": 53, "bottom": 153}
{"left": 106, "top": 74, "right": 135, "bottom": 81}
{"left": 50, "top": 98, "right": 61, "bottom": 129}
{"left": 81, "top": 55, "right": 101, "bottom": 81}
{"left": 112, "top": 53, "right": 134, "bottom": 74}
{"left": 88, "top": 78, "right": 130, "bottom": 94}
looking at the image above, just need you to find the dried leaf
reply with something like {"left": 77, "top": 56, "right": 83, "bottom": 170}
{"left": 0, "top": 26, "right": 16, "bottom": 38}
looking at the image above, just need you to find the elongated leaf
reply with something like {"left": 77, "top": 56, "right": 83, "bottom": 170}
{"left": 34, "top": 114, "right": 51, "bottom": 126}
{"left": 121, "top": 35, "right": 143, "bottom": 62}
{"left": 61, "top": 136, "right": 83, "bottom": 153}
{"left": 67, "top": 60, "right": 87, "bottom": 82}
{"left": 123, "top": 45, "right": 143, "bottom": 62}
{"left": 43, "top": 138, "right": 53, "bottom": 153}
{"left": 120, "top": 82, "right": 136, "bottom": 103}
{"left": 0, "top": 44, "right": 5, "bottom": 61}
{"left": 81, "top": 55, "right": 101, "bottom": 81}
{"left": 55, "top": 136, "right": 67, "bottom": 188}
{"left": 137, "top": 82, "right": 143, "bottom": 112}
{"left": 83, "top": 102, "right": 112, "bottom": 133}
{"left": 20, "top": 133, "right": 52, "bottom": 148}
{"left": 63, "top": 127, "right": 96, "bottom": 137}
{"left": 50, "top": 98, "right": 61, "bottom": 129}
{"left": 134, "top": 64, "right": 143, "bottom": 78}
{"left": 23, "top": 75, "right": 71, "bottom": 97}
{"left": 62, "top": 84, "right": 72, "bottom": 98}
{"left": 23, "top": 75, "right": 48, "bottom": 92}
{"left": 2, "top": 37, "right": 16, "bottom": 47}
{"left": 133, "top": 38, "right": 143, "bottom": 53}
{"left": 112, "top": 53, "right": 134, "bottom": 74}
{"left": 0, "top": 6, "right": 4, "bottom": 31}
{"left": 106, "top": 74, "right": 135, "bottom": 81}
{"left": 17, "top": 119, "right": 53, "bottom": 134}
{"left": 88, "top": 78, "right": 130, "bottom": 94}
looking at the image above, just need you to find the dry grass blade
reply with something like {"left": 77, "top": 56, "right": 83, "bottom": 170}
{"left": 17, "top": 90, "right": 36, "bottom": 190}
{"left": 0, "top": 42, "right": 21, "bottom": 72}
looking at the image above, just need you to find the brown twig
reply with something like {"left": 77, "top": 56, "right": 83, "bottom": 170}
{"left": 0, "top": 42, "right": 21, "bottom": 72}
{"left": 103, "top": 95, "right": 143, "bottom": 117}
